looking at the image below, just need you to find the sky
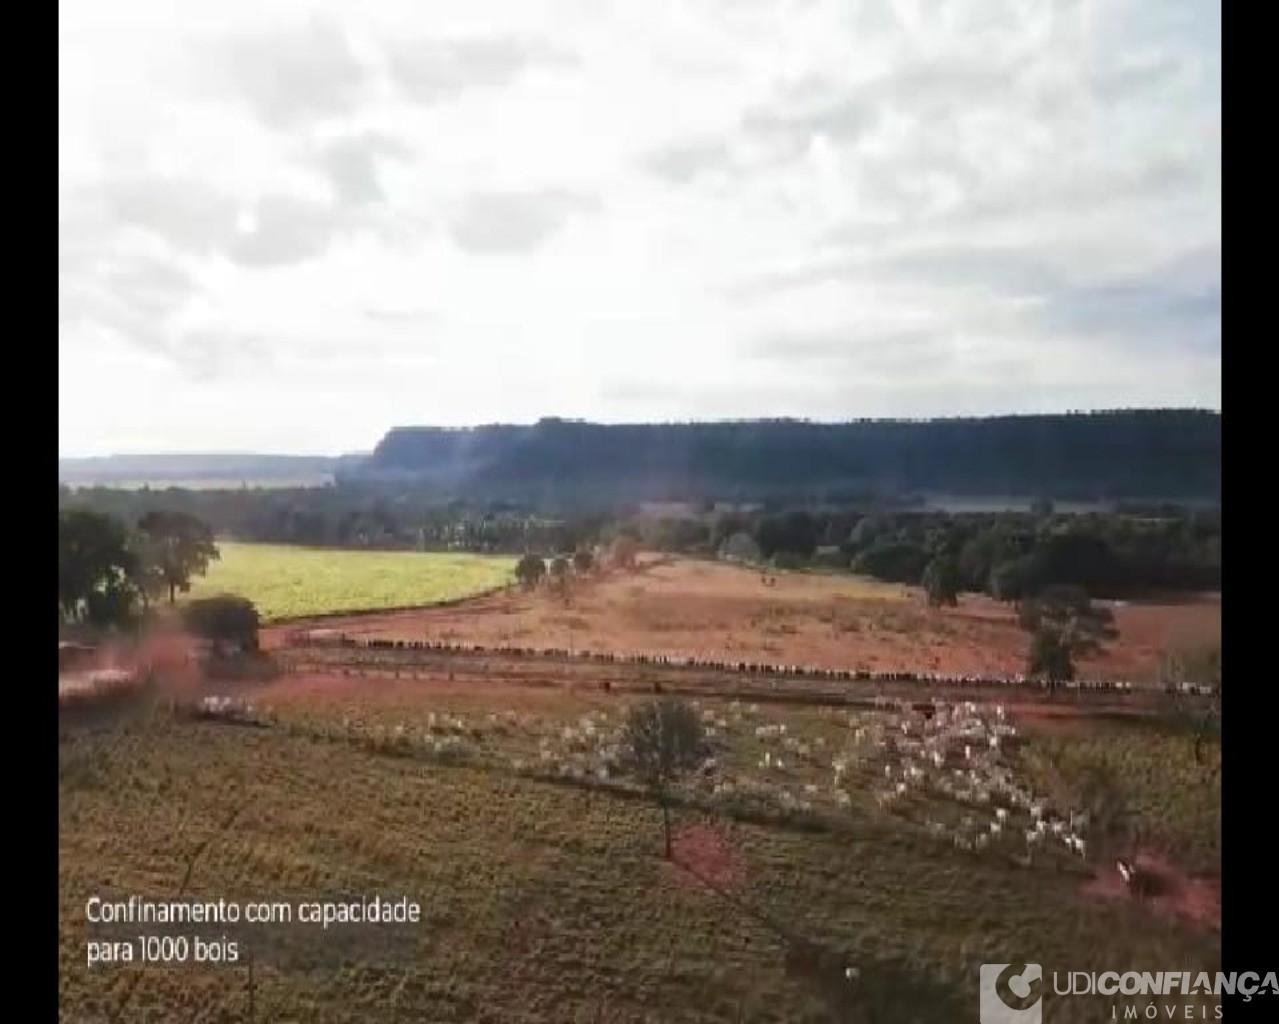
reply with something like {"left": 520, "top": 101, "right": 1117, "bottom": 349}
{"left": 58, "top": 0, "right": 1220, "bottom": 456}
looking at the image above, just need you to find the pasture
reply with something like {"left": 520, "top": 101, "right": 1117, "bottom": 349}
{"left": 61, "top": 552, "right": 1221, "bottom": 1021}
{"left": 59, "top": 679, "right": 1221, "bottom": 1023}
{"left": 187, "top": 543, "right": 516, "bottom": 622}
{"left": 269, "top": 556, "right": 1221, "bottom": 683}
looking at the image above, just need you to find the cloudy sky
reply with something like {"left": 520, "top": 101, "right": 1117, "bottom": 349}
{"left": 59, "top": 0, "right": 1220, "bottom": 456}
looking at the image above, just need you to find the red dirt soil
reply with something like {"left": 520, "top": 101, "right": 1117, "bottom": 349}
{"left": 666, "top": 822, "right": 748, "bottom": 893}
{"left": 264, "top": 557, "right": 1220, "bottom": 683}
{"left": 257, "top": 670, "right": 606, "bottom": 713}
{"left": 59, "top": 624, "right": 205, "bottom": 703}
{"left": 1080, "top": 852, "right": 1221, "bottom": 932}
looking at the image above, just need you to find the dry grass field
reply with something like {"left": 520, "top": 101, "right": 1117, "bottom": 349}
{"left": 269, "top": 556, "right": 1220, "bottom": 683}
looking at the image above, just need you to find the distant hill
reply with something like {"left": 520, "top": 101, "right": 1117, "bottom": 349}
{"left": 58, "top": 453, "right": 356, "bottom": 489}
{"left": 348, "top": 411, "right": 1220, "bottom": 503}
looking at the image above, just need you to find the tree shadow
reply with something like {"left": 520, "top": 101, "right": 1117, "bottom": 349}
{"left": 784, "top": 938, "right": 967, "bottom": 1024}
{"left": 673, "top": 851, "right": 966, "bottom": 1023}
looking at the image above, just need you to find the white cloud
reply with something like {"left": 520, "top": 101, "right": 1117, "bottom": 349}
{"left": 59, "top": 0, "right": 1219, "bottom": 455}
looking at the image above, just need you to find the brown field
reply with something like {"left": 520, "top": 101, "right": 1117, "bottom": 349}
{"left": 266, "top": 556, "right": 1220, "bottom": 683}
{"left": 61, "top": 555, "right": 1222, "bottom": 1022}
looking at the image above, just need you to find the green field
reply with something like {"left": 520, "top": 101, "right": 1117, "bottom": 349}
{"left": 186, "top": 543, "right": 515, "bottom": 621}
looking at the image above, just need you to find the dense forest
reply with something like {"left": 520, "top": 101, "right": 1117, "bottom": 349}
{"left": 689, "top": 505, "right": 1222, "bottom": 600}
{"left": 353, "top": 410, "right": 1220, "bottom": 503}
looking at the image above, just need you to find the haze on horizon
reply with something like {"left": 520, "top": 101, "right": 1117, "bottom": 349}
{"left": 59, "top": 0, "right": 1220, "bottom": 458}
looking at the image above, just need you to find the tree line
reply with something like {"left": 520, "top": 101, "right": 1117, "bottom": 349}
{"left": 636, "top": 505, "right": 1219, "bottom": 601}
{"left": 59, "top": 485, "right": 608, "bottom": 554}
{"left": 60, "top": 481, "right": 1219, "bottom": 603}
{"left": 58, "top": 505, "right": 266, "bottom": 655}
{"left": 59, "top": 508, "right": 219, "bottom": 630}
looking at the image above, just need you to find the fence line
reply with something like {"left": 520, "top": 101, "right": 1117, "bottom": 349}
{"left": 279, "top": 634, "right": 1215, "bottom": 696}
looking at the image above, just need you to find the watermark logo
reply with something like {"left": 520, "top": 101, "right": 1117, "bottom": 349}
{"left": 979, "top": 966, "right": 1276, "bottom": 1019}
{"left": 980, "top": 963, "right": 1044, "bottom": 1024}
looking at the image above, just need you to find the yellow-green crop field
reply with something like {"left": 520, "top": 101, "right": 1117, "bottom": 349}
{"left": 186, "top": 543, "right": 515, "bottom": 621}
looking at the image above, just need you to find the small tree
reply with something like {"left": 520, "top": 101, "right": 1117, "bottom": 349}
{"left": 609, "top": 537, "right": 639, "bottom": 572}
{"left": 624, "top": 699, "right": 707, "bottom": 859}
{"left": 922, "top": 555, "right": 961, "bottom": 607}
{"left": 549, "top": 554, "right": 573, "bottom": 598}
{"left": 1161, "top": 645, "right": 1222, "bottom": 765}
{"left": 1018, "top": 585, "right": 1118, "bottom": 691}
{"left": 572, "top": 548, "right": 595, "bottom": 575}
{"left": 514, "top": 553, "right": 546, "bottom": 590}
{"left": 59, "top": 508, "right": 153, "bottom": 630}
{"left": 181, "top": 595, "right": 261, "bottom": 654}
{"left": 1074, "top": 763, "right": 1135, "bottom": 861}
{"left": 1027, "top": 629, "right": 1074, "bottom": 684}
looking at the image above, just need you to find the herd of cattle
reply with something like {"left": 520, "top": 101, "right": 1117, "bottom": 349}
{"left": 287, "top": 630, "right": 1217, "bottom": 696}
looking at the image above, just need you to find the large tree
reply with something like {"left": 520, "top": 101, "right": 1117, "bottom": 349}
{"left": 1018, "top": 585, "right": 1119, "bottom": 689}
{"left": 136, "top": 511, "right": 220, "bottom": 604}
{"left": 58, "top": 509, "right": 140, "bottom": 627}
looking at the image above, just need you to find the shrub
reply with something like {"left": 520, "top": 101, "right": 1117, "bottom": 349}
{"left": 515, "top": 553, "right": 547, "bottom": 589}
{"left": 181, "top": 594, "right": 261, "bottom": 653}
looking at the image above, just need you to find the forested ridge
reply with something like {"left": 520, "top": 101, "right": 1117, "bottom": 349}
{"left": 58, "top": 411, "right": 1220, "bottom": 501}
{"left": 357, "top": 410, "right": 1219, "bottom": 501}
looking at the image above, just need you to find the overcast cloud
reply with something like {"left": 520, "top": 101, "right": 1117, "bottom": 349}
{"left": 59, "top": 0, "right": 1220, "bottom": 456}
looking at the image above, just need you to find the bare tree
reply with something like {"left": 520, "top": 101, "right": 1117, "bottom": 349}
{"left": 1160, "top": 645, "right": 1222, "bottom": 765}
{"left": 623, "top": 699, "right": 707, "bottom": 858}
